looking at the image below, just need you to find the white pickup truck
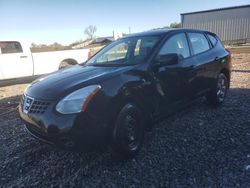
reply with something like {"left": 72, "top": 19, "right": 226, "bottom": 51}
{"left": 0, "top": 41, "right": 89, "bottom": 84}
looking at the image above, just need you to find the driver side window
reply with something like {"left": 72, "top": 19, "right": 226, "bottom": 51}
{"left": 158, "top": 33, "right": 190, "bottom": 59}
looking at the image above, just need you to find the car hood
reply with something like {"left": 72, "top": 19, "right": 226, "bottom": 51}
{"left": 26, "top": 65, "right": 129, "bottom": 100}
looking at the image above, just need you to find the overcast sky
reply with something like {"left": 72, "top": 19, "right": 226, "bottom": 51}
{"left": 1, "top": 0, "right": 249, "bottom": 45}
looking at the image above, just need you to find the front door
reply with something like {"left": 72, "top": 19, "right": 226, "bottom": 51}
{"left": 151, "top": 32, "right": 195, "bottom": 115}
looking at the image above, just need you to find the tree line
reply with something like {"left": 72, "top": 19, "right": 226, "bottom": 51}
{"left": 30, "top": 42, "right": 71, "bottom": 52}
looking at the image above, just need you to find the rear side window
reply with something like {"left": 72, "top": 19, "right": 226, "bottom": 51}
{"left": 207, "top": 34, "right": 218, "bottom": 46}
{"left": 0, "top": 41, "right": 23, "bottom": 54}
{"left": 159, "top": 33, "right": 190, "bottom": 59}
{"left": 188, "top": 33, "right": 210, "bottom": 55}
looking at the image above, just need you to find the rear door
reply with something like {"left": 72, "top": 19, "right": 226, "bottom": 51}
{"left": 0, "top": 41, "right": 33, "bottom": 80}
{"left": 205, "top": 33, "right": 229, "bottom": 89}
{"left": 186, "top": 32, "right": 213, "bottom": 96}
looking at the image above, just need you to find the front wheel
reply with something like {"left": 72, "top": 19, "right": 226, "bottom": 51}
{"left": 112, "top": 103, "right": 145, "bottom": 158}
{"left": 206, "top": 73, "right": 228, "bottom": 106}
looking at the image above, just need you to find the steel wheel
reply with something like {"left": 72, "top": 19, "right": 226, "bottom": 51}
{"left": 216, "top": 74, "right": 227, "bottom": 102}
{"left": 207, "top": 73, "right": 228, "bottom": 106}
{"left": 124, "top": 114, "right": 139, "bottom": 151}
{"left": 112, "top": 103, "right": 145, "bottom": 157}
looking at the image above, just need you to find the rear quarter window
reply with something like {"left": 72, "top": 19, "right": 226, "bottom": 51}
{"left": 210, "top": 34, "right": 225, "bottom": 49}
{"left": 207, "top": 34, "right": 218, "bottom": 47}
{"left": 0, "top": 41, "right": 23, "bottom": 54}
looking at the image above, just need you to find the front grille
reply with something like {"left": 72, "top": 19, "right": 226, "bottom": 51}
{"left": 21, "top": 95, "right": 50, "bottom": 114}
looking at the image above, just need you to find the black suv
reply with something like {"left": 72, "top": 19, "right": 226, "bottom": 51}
{"left": 19, "top": 29, "right": 231, "bottom": 157}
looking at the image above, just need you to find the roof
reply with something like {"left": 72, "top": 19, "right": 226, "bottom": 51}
{"left": 122, "top": 28, "right": 209, "bottom": 38}
{"left": 122, "top": 29, "right": 173, "bottom": 38}
{"left": 181, "top": 4, "right": 250, "bottom": 15}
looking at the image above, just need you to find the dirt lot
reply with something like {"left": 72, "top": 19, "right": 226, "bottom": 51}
{"left": 227, "top": 46, "right": 250, "bottom": 54}
{"left": 0, "top": 54, "right": 250, "bottom": 187}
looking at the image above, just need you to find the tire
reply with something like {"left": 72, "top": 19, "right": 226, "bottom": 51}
{"left": 206, "top": 73, "right": 228, "bottom": 106}
{"left": 112, "top": 103, "right": 145, "bottom": 158}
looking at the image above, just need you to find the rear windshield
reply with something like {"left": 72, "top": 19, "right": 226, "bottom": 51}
{"left": 87, "top": 36, "right": 160, "bottom": 65}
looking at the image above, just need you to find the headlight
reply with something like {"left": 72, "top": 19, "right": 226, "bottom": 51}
{"left": 56, "top": 85, "right": 101, "bottom": 114}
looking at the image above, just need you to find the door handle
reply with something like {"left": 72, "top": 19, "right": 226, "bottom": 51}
{"left": 190, "top": 65, "right": 195, "bottom": 68}
{"left": 20, "top": 56, "right": 28, "bottom": 58}
{"left": 189, "top": 65, "right": 196, "bottom": 69}
{"left": 189, "top": 64, "right": 205, "bottom": 71}
{"left": 214, "top": 57, "right": 220, "bottom": 61}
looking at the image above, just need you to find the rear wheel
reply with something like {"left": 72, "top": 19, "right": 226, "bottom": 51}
{"left": 206, "top": 73, "right": 228, "bottom": 106}
{"left": 112, "top": 103, "right": 145, "bottom": 158}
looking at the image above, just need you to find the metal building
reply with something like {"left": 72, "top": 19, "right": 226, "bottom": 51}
{"left": 181, "top": 5, "right": 250, "bottom": 44}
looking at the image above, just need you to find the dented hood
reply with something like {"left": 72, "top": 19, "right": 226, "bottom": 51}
{"left": 25, "top": 65, "right": 127, "bottom": 100}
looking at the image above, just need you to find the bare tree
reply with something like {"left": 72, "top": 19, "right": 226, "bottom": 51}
{"left": 84, "top": 25, "right": 97, "bottom": 39}
{"left": 31, "top": 43, "right": 37, "bottom": 48}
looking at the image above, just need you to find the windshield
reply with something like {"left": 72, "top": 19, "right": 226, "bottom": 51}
{"left": 87, "top": 36, "right": 160, "bottom": 65}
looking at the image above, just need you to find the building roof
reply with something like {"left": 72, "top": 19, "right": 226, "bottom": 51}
{"left": 181, "top": 4, "right": 250, "bottom": 15}
{"left": 90, "top": 37, "right": 113, "bottom": 44}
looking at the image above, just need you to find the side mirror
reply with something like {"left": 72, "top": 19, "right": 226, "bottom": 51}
{"left": 156, "top": 53, "right": 179, "bottom": 66}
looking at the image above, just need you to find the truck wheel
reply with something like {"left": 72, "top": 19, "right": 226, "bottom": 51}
{"left": 112, "top": 103, "right": 145, "bottom": 158}
{"left": 206, "top": 73, "right": 228, "bottom": 106}
{"left": 59, "top": 60, "right": 77, "bottom": 69}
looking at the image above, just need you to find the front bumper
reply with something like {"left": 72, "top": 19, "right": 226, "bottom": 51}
{"left": 18, "top": 98, "right": 109, "bottom": 150}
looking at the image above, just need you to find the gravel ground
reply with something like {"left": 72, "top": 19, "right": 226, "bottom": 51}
{"left": 0, "top": 54, "right": 250, "bottom": 187}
